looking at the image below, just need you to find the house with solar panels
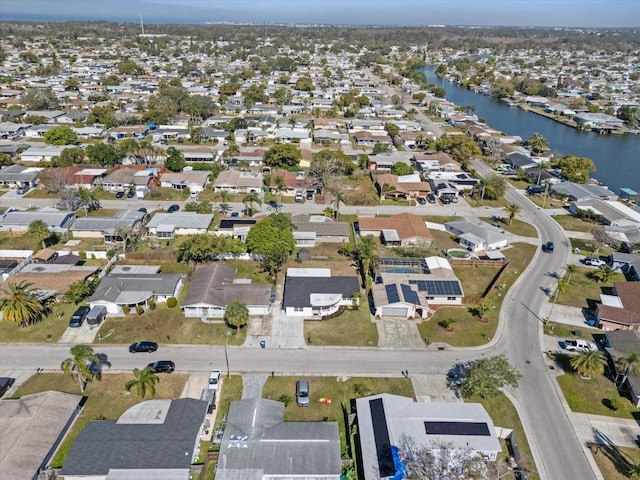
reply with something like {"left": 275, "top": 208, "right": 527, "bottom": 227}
{"left": 371, "top": 257, "right": 463, "bottom": 319}
{"left": 355, "top": 394, "right": 501, "bottom": 479}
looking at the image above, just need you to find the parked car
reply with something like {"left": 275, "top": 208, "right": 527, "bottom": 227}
{"left": 129, "top": 341, "right": 159, "bottom": 353}
{"left": 542, "top": 241, "right": 554, "bottom": 253}
{"left": 296, "top": 379, "right": 310, "bottom": 407}
{"left": 295, "top": 191, "right": 303, "bottom": 202}
{"left": 0, "top": 377, "right": 15, "bottom": 398}
{"left": 416, "top": 197, "right": 426, "bottom": 205}
{"left": 68, "top": 306, "right": 91, "bottom": 328}
{"left": 138, "top": 207, "right": 147, "bottom": 214}
{"left": 167, "top": 204, "right": 180, "bottom": 213}
{"left": 16, "top": 186, "right": 28, "bottom": 195}
{"left": 208, "top": 369, "right": 222, "bottom": 391}
{"left": 147, "top": 360, "right": 175, "bottom": 373}
{"left": 441, "top": 196, "right": 451, "bottom": 205}
{"left": 115, "top": 191, "right": 124, "bottom": 198}
{"left": 427, "top": 193, "right": 436, "bottom": 204}
{"left": 230, "top": 211, "right": 239, "bottom": 217}
{"left": 126, "top": 190, "right": 135, "bottom": 198}
{"left": 563, "top": 339, "right": 597, "bottom": 353}
{"left": 583, "top": 257, "right": 605, "bottom": 267}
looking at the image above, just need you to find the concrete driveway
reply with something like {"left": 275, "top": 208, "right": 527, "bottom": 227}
{"left": 58, "top": 322, "right": 100, "bottom": 344}
{"left": 375, "top": 318, "right": 425, "bottom": 349}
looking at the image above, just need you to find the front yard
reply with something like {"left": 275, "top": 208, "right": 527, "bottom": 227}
{"left": 591, "top": 443, "right": 640, "bottom": 480}
{"left": 553, "top": 214, "right": 601, "bottom": 233}
{"left": 304, "top": 307, "right": 378, "bottom": 346}
{"left": 11, "top": 372, "right": 188, "bottom": 468}
{"left": 98, "top": 305, "right": 246, "bottom": 346}
{"left": 553, "top": 267, "right": 625, "bottom": 309}
{"left": 0, "top": 302, "right": 78, "bottom": 343}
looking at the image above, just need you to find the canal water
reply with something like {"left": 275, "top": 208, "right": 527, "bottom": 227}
{"left": 422, "top": 66, "right": 640, "bottom": 194}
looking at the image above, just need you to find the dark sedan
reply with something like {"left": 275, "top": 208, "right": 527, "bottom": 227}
{"left": 129, "top": 341, "right": 159, "bottom": 353}
{"left": 147, "top": 360, "right": 175, "bottom": 373}
{"left": 0, "top": 377, "right": 15, "bottom": 398}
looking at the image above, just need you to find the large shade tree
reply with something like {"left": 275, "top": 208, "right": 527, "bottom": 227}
{"left": 0, "top": 281, "right": 47, "bottom": 327}
{"left": 246, "top": 214, "right": 295, "bottom": 279}
{"left": 61, "top": 344, "right": 100, "bottom": 392}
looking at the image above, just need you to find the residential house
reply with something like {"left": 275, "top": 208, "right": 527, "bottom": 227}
{"left": 367, "top": 153, "right": 414, "bottom": 172}
{"left": 0, "top": 164, "right": 41, "bottom": 189}
{"left": 355, "top": 394, "right": 501, "bottom": 479}
{"left": 602, "top": 330, "right": 640, "bottom": 406}
{"left": 569, "top": 199, "right": 640, "bottom": 227}
{"left": 267, "top": 169, "right": 309, "bottom": 198}
{"left": 282, "top": 268, "right": 360, "bottom": 318}
{"left": 291, "top": 214, "right": 351, "bottom": 246}
{"left": 0, "top": 263, "right": 98, "bottom": 297}
{"left": 505, "top": 151, "right": 537, "bottom": 170}
{"left": 213, "top": 170, "right": 263, "bottom": 194}
{"left": 182, "top": 264, "right": 271, "bottom": 318}
{"left": 146, "top": 212, "right": 214, "bottom": 239}
{"left": 274, "top": 127, "right": 311, "bottom": 144}
{"left": 215, "top": 217, "right": 257, "bottom": 241}
{"left": 0, "top": 391, "right": 84, "bottom": 480}
{"left": 414, "top": 152, "right": 460, "bottom": 173}
{"left": 445, "top": 218, "right": 509, "bottom": 252}
{"left": 72, "top": 126, "right": 105, "bottom": 139}
{"left": 0, "top": 121, "right": 28, "bottom": 139}
{"left": 427, "top": 171, "right": 479, "bottom": 193}
{"left": 375, "top": 173, "right": 431, "bottom": 201}
{"left": 60, "top": 398, "right": 208, "bottom": 480}
{"left": 108, "top": 124, "right": 149, "bottom": 139}
{"left": 358, "top": 213, "right": 433, "bottom": 248}
{"left": 608, "top": 252, "right": 640, "bottom": 280}
{"left": 159, "top": 170, "right": 210, "bottom": 194}
{"left": 215, "top": 399, "right": 341, "bottom": 480}
{"left": 551, "top": 182, "right": 617, "bottom": 202}
{"left": 181, "top": 148, "right": 216, "bottom": 162}
{"left": 354, "top": 130, "right": 392, "bottom": 147}
{"left": 101, "top": 167, "right": 154, "bottom": 196}
{"left": 88, "top": 265, "right": 183, "bottom": 315}
{"left": 313, "top": 128, "right": 350, "bottom": 145}
{"left": 1, "top": 207, "right": 75, "bottom": 233}
{"left": 19, "top": 145, "right": 66, "bottom": 162}
{"left": 71, "top": 209, "right": 146, "bottom": 241}
{"left": 597, "top": 282, "right": 640, "bottom": 331}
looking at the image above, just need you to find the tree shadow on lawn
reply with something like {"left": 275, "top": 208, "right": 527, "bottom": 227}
{"left": 590, "top": 429, "right": 637, "bottom": 478}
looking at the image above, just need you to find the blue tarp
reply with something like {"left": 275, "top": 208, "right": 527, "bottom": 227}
{"left": 391, "top": 446, "right": 406, "bottom": 480}
{"left": 620, "top": 187, "right": 638, "bottom": 196}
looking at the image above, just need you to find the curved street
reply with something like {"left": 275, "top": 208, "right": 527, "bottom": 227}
{"left": 0, "top": 161, "right": 597, "bottom": 480}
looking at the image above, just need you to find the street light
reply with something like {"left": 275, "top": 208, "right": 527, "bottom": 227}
{"left": 224, "top": 330, "right": 231, "bottom": 379}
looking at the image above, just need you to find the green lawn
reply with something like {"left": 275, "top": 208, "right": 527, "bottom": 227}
{"left": 553, "top": 214, "right": 601, "bottom": 233}
{"left": 146, "top": 186, "right": 190, "bottom": 202}
{"left": 474, "top": 393, "right": 539, "bottom": 480}
{"left": 24, "top": 188, "right": 57, "bottom": 199}
{"left": 262, "top": 376, "right": 415, "bottom": 450}
{"left": 479, "top": 216, "right": 538, "bottom": 238}
{"left": 11, "top": 372, "right": 187, "bottom": 468}
{"left": 213, "top": 375, "right": 243, "bottom": 430}
{"left": 591, "top": 444, "right": 640, "bottom": 480}
{"left": 556, "top": 373, "right": 639, "bottom": 420}
{"left": 418, "top": 243, "right": 536, "bottom": 347}
{"left": 543, "top": 321, "right": 602, "bottom": 339}
{"left": 0, "top": 231, "right": 52, "bottom": 250}
{"left": 303, "top": 308, "right": 379, "bottom": 347}
{"left": 0, "top": 302, "right": 78, "bottom": 343}
{"left": 554, "top": 267, "right": 625, "bottom": 309}
{"left": 98, "top": 305, "right": 246, "bottom": 346}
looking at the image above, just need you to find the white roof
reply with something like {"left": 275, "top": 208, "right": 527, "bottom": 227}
{"left": 286, "top": 267, "right": 331, "bottom": 277}
{"left": 425, "top": 256, "right": 452, "bottom": 271}
{"left": 600, "top": 294, "right": 624, "bottom": 308}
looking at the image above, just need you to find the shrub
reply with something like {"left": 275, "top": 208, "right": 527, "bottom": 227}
{"left": 167, "top": 297, "right": 177, "bottom": 308}
{"left": 277, "top": 394, "right": 292, "bottom": 407}
{"left": 148, "top": 299, "right": 156, "bottom": 310}
{"left": 122, "top": 305, "right": 130, "bottom": 315}
{"left": 135, "top": 305, "right": 144, "bottom": 315}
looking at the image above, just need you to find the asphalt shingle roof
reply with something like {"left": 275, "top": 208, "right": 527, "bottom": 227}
{"left": 282, "top": 275, "right": 360, "bottom": 308}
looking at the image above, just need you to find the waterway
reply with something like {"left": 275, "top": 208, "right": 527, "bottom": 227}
{"left": 422, "top": 66, "right": 640, "bottom": 194}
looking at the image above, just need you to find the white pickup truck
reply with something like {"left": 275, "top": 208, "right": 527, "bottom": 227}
{"left": 563, "top": 339, "right": 597, "bottom": 353}
{"left": 208, "top": 369, "right": 221, "bottom": 391}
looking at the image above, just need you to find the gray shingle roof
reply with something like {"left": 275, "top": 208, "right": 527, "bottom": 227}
{"left": 282, "top": 275, "right": 360, "bottom": 308}
{"left": 146, "top": 212, "right": 213, "bottom": 230}
{"left": 88, "top": 273, "right": 182, "bottom": 303}
{"left": 216, "top": 399, "right": 341, "bottom": 479}
{"left": 61, "top": 398, "right": 208, "bottom": 476}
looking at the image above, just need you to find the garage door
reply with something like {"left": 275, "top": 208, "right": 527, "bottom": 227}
{"left": 381, "top": 307, "right": 408, "bottom": 317}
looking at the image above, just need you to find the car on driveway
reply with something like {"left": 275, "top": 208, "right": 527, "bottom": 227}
{"left": 115, "top": 191, "right": 124, "bottom": 198}
{"left": 126, "top": 190, "right": 135, "bottom": 198}
{"left": 147, "top": 360, "right": 175, "bottom": 373}
{"left": 68, "top": 306, "right": 90, "bottom": 328}
{"left": 129, "top": 341, "right": 159, "bottom": 353}
{"left": 583, "top": 257, "right": 605, "bottom": 267}
{"left": 416, "top": 196, "right": 426, "bottom": 205}
{"left": 562, "top": 339, "right": 597, "bottom": 353}
{"left": 208, "top": 369, "right": 222, "bottom": 391}
{"left": 296, "top": 379, "right": 310, "bottom": 407}
{"left": 427, "top": 193, "right": 436, "bottom": 204}
{"left": 0, "top": 377, "right": 15, "bottom": 398}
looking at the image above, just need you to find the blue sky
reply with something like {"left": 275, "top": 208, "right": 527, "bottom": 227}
{"left": 1, "top": 0, "right": 638, "bottom": 27}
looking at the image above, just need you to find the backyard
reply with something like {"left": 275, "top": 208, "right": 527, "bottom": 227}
{"left": 11, "top": 372, "right": 188, "bottom": 468}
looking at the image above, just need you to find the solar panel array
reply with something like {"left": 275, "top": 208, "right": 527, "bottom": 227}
{"left": 400, "top": 284, "right": 420, "bottom": 305}
{"left": 409, "top": 280, "right": 462, "bottom": 296}
{"left": 385, "top": 284, "right": 400, "bottom": 303}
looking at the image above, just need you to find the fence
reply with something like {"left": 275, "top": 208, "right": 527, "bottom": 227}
{"left": 125, "top": 251, "right": 176, "bottom": 261}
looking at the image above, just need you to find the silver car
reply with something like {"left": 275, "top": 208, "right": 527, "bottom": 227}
{"left": 296, "top": 380, "right": 310, "bottom": 407}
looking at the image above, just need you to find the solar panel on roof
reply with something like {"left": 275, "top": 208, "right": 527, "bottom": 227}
{"left": 410, "top": 280, "right": 462, "bottom": 296}
{"left": 424, "top": 421, "right": 490, "bottom": 436}
{"left": 385, "top": 284, "right": 400, "bottom": 303}
{"left": 400, "top": 284, "right": 420, "bottom": 306}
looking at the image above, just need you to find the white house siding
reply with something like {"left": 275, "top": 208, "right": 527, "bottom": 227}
{"left": 285, "top": 306, "right": 313, "bottom": 317}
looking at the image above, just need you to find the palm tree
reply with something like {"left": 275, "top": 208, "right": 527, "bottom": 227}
{"left": 28, "top": 219, "right": 50, "bottom": 240}
{"left": 273, "top": 175, "right": 286, "bottom": 210}
{"left": 242, "top": 192, "right": 262, "bottom": 217}
{"left": 477, "top": 301, "right": 493, "bottom": 321}
{"left": 61, "top": 344, "right": 100, "bottom": 392}
{"left": 570, "top": 350, "right": 607, "bottom": 379}
{"left": 565, "top": 264, "right": 578, "bottom": 284}
{"left": 0, "top": 281, "right": 47, "bottom": 327}
{"left": 224, "top": 300, "right": 249, "bottom": 329}
{"left": 527, "top": 132, "right": 549, "bottom": 155}
{"left": 592, "top": 264, "right": 615, "bottom": 284}
{"left": 616, "top": 351, "right": 640, "bottom": 389}
{"left": 357, "top": 236, "right": 378, "bottom": 287}
{"left": 504, "top": 202, "right": 521, "bottom": 225}
{"left": 332, "top": 190, "right": 346, "bottom": 220}
{"left": 125, "top": 367, "right": 160, "bottom": 398}
{"left": 76, "top": 187, "right": 100, "bottom": 214}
